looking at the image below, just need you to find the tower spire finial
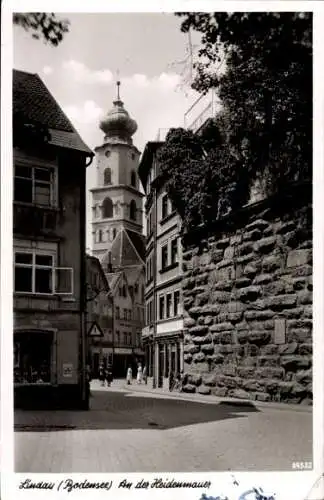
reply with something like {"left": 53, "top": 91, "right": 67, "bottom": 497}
{"left": 116, "top": 69, "right": 121, "bottom": 101}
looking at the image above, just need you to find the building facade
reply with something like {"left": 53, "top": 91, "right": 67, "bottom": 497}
{"left": 86, "top": 254, "right": 113, "bottom": 377}
{"left": 13, "top": 69, "right": 93, "bottom": 409}
{"left": 89, "top": 82, "right": 145, "bottom": 377}
{"left": 138, "top": 143, "right": 184, "bottom": 388}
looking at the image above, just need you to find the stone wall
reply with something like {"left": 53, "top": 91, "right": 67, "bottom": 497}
{"left": 181, "top": 184, "right": 312, "bottom": 404}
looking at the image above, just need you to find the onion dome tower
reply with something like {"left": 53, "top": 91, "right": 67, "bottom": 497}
{"left": 90, "top": 80, "right": 144, "bottom": 264}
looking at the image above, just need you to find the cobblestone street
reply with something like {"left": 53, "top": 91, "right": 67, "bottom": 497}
{"left": 14, "top": 380, "right": 312, "bottom": 473}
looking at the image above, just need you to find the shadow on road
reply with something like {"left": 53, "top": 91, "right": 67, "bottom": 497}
{"left": 14, "top": 389, "right": 259, "bottom": 432}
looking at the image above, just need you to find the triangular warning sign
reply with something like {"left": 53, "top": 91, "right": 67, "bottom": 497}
{"left": 88, "top": 321, "right": 104, "bottom": 337}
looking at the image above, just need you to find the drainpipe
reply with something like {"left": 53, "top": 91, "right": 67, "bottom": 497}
{"left": 152, "top": 166, "right": 158, "bottom": 389}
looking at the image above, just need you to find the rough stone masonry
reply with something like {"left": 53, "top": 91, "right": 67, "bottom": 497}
{"left": 181, "top": 184, "right": 312, "bottom": 404}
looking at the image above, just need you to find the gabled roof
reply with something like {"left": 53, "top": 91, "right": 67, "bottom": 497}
{"left": 105, "top": 271, "right": 122, "bottom": 294}
{"left": 101, "top": 228, "right": 145, "bottom": 270}
{"left": 86, "top": 254, "right": 110, "bottom": 293}
{"left": 13, "top": 69, "right": 93, "bottom": 156}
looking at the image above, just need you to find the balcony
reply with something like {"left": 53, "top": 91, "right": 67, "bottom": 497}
{"left": 13, "top": 204, "right": 59, "bottom": 237}
{"left": 184, "top": 89, "right": 219, "bottom": 133}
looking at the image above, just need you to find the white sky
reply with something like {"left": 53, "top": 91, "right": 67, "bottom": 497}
{"left": 13, "top": 13, "right": 201, "bottom": 246}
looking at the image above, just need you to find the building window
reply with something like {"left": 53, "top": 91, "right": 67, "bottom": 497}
{"left": 14, "top": 164, "right": 55, "bottom": 206}
{"left": 105, "top": 150, "right": 111, "bottom": 158}
{"left": 104, "top": 168, "right": 112, "bottom": 185}
{"left": 113, "top": 228, "right": 117, "bottom": 239}
{"left": 159, "top": 295, "right": 165, "bottom": 320}
{"left": 123, "top": 308, "right": 127, "bottom": 320}
{"left": 174, "top": 290, "right": 180, "bottom": 316}
{"left": 166, "top": 293, "right": 172, "bottom": 318}
{"left": 171, "top": 238, "right": 178, "bottom": 265}
{"left": 116, "top": 330, "right": 120, "bottom": 344}
{"left": 131, "top": 153, "right": 135, "bottom": 161}
{"left": 123, "top": 285, "right": 127, "bottom": 297}
{"left": 162, "top": 194, "right": 168, "bottom": 219}
{"left": 128, "top": 333, "right": 132, "bottom": 345}
{"left": 131, "top": 170, "right": 136, "bottom": 187}
{"left": 130, "top": 200, "right": 137, "bottom": 221}
{"left": 98, "top": 229, "right": 103, "bottom": 243}
{"left": 135, "top": 283, "right": 138, "bottom": 295}
{"left": 103, "top": 197, "right": 113, "bottom": 218}
{"left": 15, "top": 252, "right": 53, "bottom": 294}
{"left": 14, "top": 333, "right": 52, "bottom": 384}
{"left": 116, "top": 307, "right": 120, "bottom": 319}
{"left": 161, "top": 244, "right": 168, "bottom": 270}
{"left": 123, "top": 333, "right": 127, "bottom": 345}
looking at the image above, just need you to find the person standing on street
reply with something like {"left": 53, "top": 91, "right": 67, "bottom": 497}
{"left": 99, "top": 362, "right": 105, "bottom": 387}
{"left": 126, "top": 366, "right": 132, "bottom": 385}
{"left": 136, "top": 362, "right": 143, "bottom": 384}
{"left": 143, "top": 365, "right": 147, "bottom": 384}
{"left": 105, "top": 363, "right": 113, "bottom": 387}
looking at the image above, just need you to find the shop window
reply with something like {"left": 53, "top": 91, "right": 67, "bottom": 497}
{"left": 131, "top": 170, "right": 136, "bottom": 187}
{"left": 14, "top": 332, "right": 52, "bottom": 384}
{"left": 103, "top": 197, "right": 113, "bottom": 218}
{"left": 104, "top": 167, "right": 112, "bottom": 185}
{"left": 130, "top": 200, "right": 137, "bottom": 221}
{"left": 14, "top": 164, "right": 56, "bottom": 207}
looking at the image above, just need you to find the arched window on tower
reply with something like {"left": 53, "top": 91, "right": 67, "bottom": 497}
{"left": 131, "top": 170, "right": 136, "bottom": 187}
{"left": 113, "top": 228, "right": 117, "bottom": 239}
{"left": 103, "top": 197, "right": 113, "bottom": 218}
{"left": 130, "top": 200, "right": 137, "bottom": 221}
{"left": 104, "top": 168, "right": 112, "bottom": 185}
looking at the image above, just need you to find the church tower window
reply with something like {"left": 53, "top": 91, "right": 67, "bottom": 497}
{"left": 103, "top": 197, "right": 113, "bottom": 218}
{"left": 131, "top": 170, "right": 136, "bottom": 187}
{"left": 104, "top": 167, "right": 112, "bottom": 185}
{"left": 130, "top": 200, "right": 137, "bottom": 221}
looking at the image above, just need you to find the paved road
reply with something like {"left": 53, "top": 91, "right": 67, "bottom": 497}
{"left": 15, "top": 380, "right": 312, "bottom": 473}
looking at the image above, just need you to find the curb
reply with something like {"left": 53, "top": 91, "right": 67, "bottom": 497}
{"left": 91, "top": 381, "right": 312, "bottom": 413}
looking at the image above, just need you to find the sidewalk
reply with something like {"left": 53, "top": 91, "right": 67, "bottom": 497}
{"left": 91, "top": 378, "right": 312, "bottom": 413}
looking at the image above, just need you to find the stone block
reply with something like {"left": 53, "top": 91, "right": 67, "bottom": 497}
{"left": 227, "top": 301, "right": 245, "bottom": 313}
{"left": 198, "top": 385, "right": 211, "bottom": 395}
{"left": 297, "top": 290, "right": 312, "bottom": 306}
{"left": 191, "top": 286, "right": 208, "bottom": 296}
{"left": 287, "top": 328, "right": 311, "bottom": 343}
{"left": 195, "top": 292, "right": 210, "bottom": 306}
{"left": 193, "top": 352, "right": 206, "bottom": 363}
{"left": 184, "top": 317, "right": 196, "bottom": 328}
{"left": 188, "top": 325, "right": 209, "bottom": 336}
{"left": 260, "top": 344, "right": 279, "bottom": 355}
{"left": 254, "top": 236, "right": 277, "bottom": 254}
{"left": 213, "top": 332, "right": 233, "bottom": 344}
{"left": 254, "top": 392, "right": 271, "bottom": 402}
{"left": 287, "top": 249, "right": 312, "bottom": 268}
{"left": 262, "top": 255, "right": 282, "bottom": 272}
{"left": 258, "top": 356, "right": 280, "bottom": 367}
{"left": 242, "top": 379, "right": 259, "bottom": 391}
{"left": 278, "top": 381, "right": 294, "bottom": 396}
{"left": 195, "top": 273, "right": 210, "bottom": 286}
{"left": 184, "top": 344, "right": 200, "bottom": 355}
{"left": 287, "top": 318, "right": 312, "bottom": 330}
{"left": 303, "top": 305, "right": 313, "bottom": 318}
{"left": 224, "top": 246, "right": 235, "bottom": 260}
{"left": 216, "top": 259, "right": 234, "bottom": 269}
{"left": 183, "top": 354, "right": 192, "bottom": 363}
{"left": 240, "top": 356, "right": 257, "bottom": 367}
{"left": 235, "top": 277, "right": 252, "bottom": 288}
{"left": 237, "top": 286, "right": 262, "bottom": 302}
{"left": 278, "top": 342, "right": 298, "bottom": 355}
{"left": 292, "top": 278, "right": 307, "bottom": 291}
{"left": 237, "top": 366, "right": 256, "bottom": 378}
{"left": 280, "top": 355, "right": 311, "bottom": 370}
{"left": 214, "top": 280, "right": 233, "bottom": 292}
{"left": 211, "top": 291, "right": 231, "bottom": 304}
{"left": 209, "top": 354, "right": 225, "bottom": 365}
{"left": 291, "top": 265, "right": 312, "bottom": 277}
{"left": 298, "top": 343, "right": 312, "bottom": 355}
{"left": 182, "top": 278, "right": 196, "bottom": 290}
{"left": 202, "top": 374, "right": 218, "bottom": 386}
{"left": 246, "top": 219, "right": 270, "bottom": 231}
{"left": 213, "top": 387, "right": 228, "bottom": 397}
{"left": 244, "top": 310, "right": 274, "bottom": 321}
{"left": 230, "top": 389, "right": 251, "bottom": 400}
{"left": 199, "top": 253, "right": 212, "bottom": 267}
{"left": 236, "top": 253, "right": 256, "bottom": 265}
{"left": 243, "top": 229, "right": 262, "bottom": 241}
{"left": 187, "top": 373, "right": 202, "bottom": 386}
{"left": 218, "top": 345, "right": 235, "bottom": 354}
{"left": 244, "top": 264, "right": 260, "bottom": 278}
{"left": 182, "top": 384, "right": 196, "bottom": 393}
{"left": 263, "top": 281, "right": 286, "bottom": 296}
{"left": 210, "top": 322, "right": 234, "bottom": 332}
{"left": 198, "top": 304, "right": 221, "bottom": 316}
{"left": 275, "top": 220, "right": 296, "bottom": 234}
{"left": 201, "top": 343, "right": 214, "bottom": 354}
{"left": 280, "top": 307, "right": 305, "bottom": 319}
{"left": 223, "top": 364, "right": 237, "bottom": 376}
{"left": 215, "top": 238, "right": 230, "bottom": 249}
{"left": 192, "top": 335, "right": 212, "bottom": 345}
{"left": 264, "top": 379, "right": 280, "bottom": 393}
{"left": 184, "top": 297, "right": 194, "bottom": 308}
{"left": 255, "top": 367, "right": 285, "bottom": 379}
{"left": 238, "top": 242, "right": 254, "bottom": 256}
{"left": 219, "top": 376, "right": 241, "bottom": 389}
{"left": 266, "top": 294, "right": 297, "bottom": 310}
{"left": 248, "top": 331, "right": 272, "bottom": 345}
{"left": 227, "top": 312, "right": 243, "bottom": 323}
{"left": 253, "top": 273, "right": 273, "bottom": 285}
{"left": 211, "top": 249, "right": 225, "bottom": 263}
{"left": 295, "top": 368, "right": 312, "bottom": 384}
{"left": 204, "top": 315, "right": 214, "bottom": 325}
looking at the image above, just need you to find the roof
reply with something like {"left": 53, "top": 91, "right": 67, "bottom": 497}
{"left": 101, "top": 228, "right": 145, "bottom": 270}
{"left": 86, "top": 254, "right": 110, "bottom": 292}
{"left": 13, "top": 69, "right": 93, "bottom": 156}
{"left": 105, "top": 271, "right": 122, "bottom": 293}
{"left": 138, "top": 141, "right": 163, "bottom": 189}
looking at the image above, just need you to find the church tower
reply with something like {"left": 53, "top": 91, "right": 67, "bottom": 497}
{"left": 90, "top": 81, "right": 144, "bottom": 261}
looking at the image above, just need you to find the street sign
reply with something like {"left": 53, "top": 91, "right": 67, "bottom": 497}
{"left": 88, "top": 321, "right": 104, "bottom": 337}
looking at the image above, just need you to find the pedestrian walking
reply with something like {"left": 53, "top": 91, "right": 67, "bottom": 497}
{"left": 126, "top": 366, "right": 132, "bottom": 385}
{"left": 99, "top": 363, "right": 105, "bottom": 387}
{"left": 143, "top": 365, "right": 147, "bottom": 385}
{"left": 105, "top": 364, "right": 113, "bottom": 387}
{"left": 136, "top": 363, "right": 143, "bottom": 384}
